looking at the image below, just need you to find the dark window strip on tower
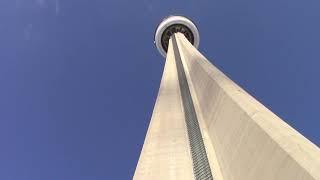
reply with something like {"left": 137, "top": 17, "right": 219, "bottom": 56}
{"left": 172, "top": 34, "right": 214, "bottom": 180}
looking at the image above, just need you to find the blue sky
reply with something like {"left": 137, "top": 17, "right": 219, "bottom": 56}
{"left": 0, "top": 0, "right": 319, "bottom": 179}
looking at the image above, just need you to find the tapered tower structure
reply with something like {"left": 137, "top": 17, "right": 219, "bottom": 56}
{"left": 133, "top": 16, "right": 320, "bottom": 180}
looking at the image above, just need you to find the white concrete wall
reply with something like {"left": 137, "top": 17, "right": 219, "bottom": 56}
{"left": 133, "top": 38, "right": 194, "bottom": 180}
{"left": 175, "top": 33, "right": 320, "bottom": 180}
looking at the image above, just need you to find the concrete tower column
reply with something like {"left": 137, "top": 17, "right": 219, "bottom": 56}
{"left": 134, "top": 16, "right": 320, "bottom": 180}
{"left": 133, "top": 36, "right": 195, "bottom": 180}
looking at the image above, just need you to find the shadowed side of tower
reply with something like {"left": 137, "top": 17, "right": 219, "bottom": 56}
{"left": 173, "top": 33, "right": 320, "bottom": 180}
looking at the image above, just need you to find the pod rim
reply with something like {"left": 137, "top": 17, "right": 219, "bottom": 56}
{"left": 154, "top": 16, "right": 200, "bottom": 57}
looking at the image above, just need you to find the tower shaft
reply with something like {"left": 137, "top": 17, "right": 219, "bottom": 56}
{"left": 134, "top": 34, "right": 196, "bottom": 180}
{"left": 134, "top": 33, "right": 320, "bottom": 180}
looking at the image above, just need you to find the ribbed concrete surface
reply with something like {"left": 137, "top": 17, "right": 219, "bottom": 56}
{"left": 175, "top": 33, "right": 320, "bottom": 180}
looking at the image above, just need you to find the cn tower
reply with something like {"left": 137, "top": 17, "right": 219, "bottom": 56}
{"left": 133, "top": 16, "right": 320, "bottom": 180}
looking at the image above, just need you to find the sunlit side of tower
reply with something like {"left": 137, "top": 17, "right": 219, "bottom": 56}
{"left": 133, "top": 16, "right": 320, "bottom": 180}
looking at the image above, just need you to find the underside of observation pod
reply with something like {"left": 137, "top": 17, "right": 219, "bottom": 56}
{"left": 155, "top": 16, "right": 200, "bottom": 57}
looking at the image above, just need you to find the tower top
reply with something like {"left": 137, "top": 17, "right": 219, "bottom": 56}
{"left": 154, "top": 16, "right": 200, "bottom": 57}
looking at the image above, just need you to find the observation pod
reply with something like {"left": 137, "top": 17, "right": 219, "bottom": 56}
{"left": 154, "top": 16, "right": 200, "bottom": 57}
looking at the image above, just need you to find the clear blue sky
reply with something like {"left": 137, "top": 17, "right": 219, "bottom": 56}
{"left": 0, "top": 0, "right": 319, "bottom": 179}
